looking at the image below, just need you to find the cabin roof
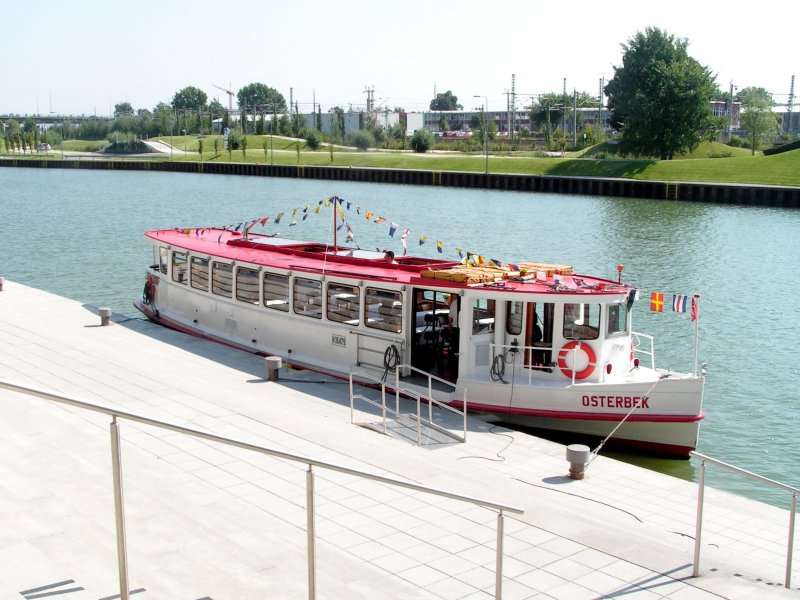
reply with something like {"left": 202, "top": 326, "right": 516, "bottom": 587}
{"left": 145, "top": 228, "right": 631, "bottom": 296}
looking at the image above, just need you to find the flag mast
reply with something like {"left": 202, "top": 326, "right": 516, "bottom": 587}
{"left": 692, "top": 294, "right": 700, "bottom": 376}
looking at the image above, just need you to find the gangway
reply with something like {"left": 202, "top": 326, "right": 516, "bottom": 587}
{"left": 349, "top": 363, "right": 468, "bottom": 447}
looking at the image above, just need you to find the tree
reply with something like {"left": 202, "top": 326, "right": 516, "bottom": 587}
{"left": 153, "top": 102, "right": 174, "bottom": 136}
{"left": 409, "top": 129, "right": 433, "bottom": 153}
{"left": 241, "top": 134, "right": 248, "bottom": 159}
{"left": 530, "top": 92, "right": 568, "bottom": 134}
{"left": 237, "top": 83, "right": 286, "bottom": 113}
{"left": 486, "top": 120, "right": 498, "bottom": 140}
{"left": 430, "top": 91, "right": 462, "bottom": 111}
{"left": 172, "top": 86, "right": 208, "bottom": 111}
{"left": 197, "top": 138, "right": 204, "bottom": 160}
{"left": 738, "top": 87, "right": 777, "bottom": 154}
{"left": 114, "top": 102, "right": 133, "bottom": 117}
{"left": 604, "top": 27, "right": 718, "bottom": 159}
{"left": 331, "top": 106, "right": 346, "bottom": 142}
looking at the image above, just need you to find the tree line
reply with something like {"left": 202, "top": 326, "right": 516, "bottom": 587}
{"left": 1, "top": 28, "right": 788, "bottom": 157}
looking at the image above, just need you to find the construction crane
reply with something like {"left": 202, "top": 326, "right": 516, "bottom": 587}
{"left": 213, "top": 84, "right": 235, "bottom": 111}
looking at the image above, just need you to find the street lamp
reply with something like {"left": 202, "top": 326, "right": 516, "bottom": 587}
{"left": 473, "top": 95, "right": 488, "bottom": 175}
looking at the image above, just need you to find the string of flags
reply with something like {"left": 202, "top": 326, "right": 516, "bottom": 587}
{"left": 179, "top": 195, "right": 699, "bottom": 318}
{"left": 649, "top": 292, "right": 699, "bottom": 320}
{"left": 183, "top": 194, "right": 508, "bottom": 267}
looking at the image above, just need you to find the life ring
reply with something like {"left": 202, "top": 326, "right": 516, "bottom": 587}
{"left": 142, "top": 276, "right": 155, "bottom": 305}
{"left": 558, "top": 341, "right": 596, "bottom": 380}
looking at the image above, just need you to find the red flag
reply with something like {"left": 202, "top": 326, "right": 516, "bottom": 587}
{"left": 691, "top": 296, "right": 699, "bottom": 321}
{"left": 650, "top": 292, "right": 664, "bottom": 312}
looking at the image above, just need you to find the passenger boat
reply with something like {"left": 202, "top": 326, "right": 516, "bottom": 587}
{"left": 134, "top": 197, "right": 704, "bottom": 457}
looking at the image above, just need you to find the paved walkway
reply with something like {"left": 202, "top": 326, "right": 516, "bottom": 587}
{"left": 0, "top": 280, "right": 797, "bottom": 599}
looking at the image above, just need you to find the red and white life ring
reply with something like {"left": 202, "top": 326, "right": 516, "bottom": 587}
{"left": 558, "top": 341, "right": 596, "bottom": 380}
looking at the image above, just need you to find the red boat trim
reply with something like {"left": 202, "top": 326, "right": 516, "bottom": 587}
{"left": 451, "top": 401, "right": 704, "bottom": 423}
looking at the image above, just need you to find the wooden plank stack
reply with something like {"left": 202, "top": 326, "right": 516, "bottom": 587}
{"left": 420, "top": 261, "right": 572, "bottom": 284}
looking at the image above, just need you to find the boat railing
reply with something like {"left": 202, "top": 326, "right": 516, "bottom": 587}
{"left": 349, "top": 368, "right": 467, "bottom": 444}
{"left": 690, "top": 451, "right": 798, "bottom": 589}
{"left": 489, "top": 342, "right": 559, "bottom": 385}
{"left": 0, "top": 378, "right": 521, "bottom": 600}
{"left": 631, "top": 331, "right": 656, "bottom": 370}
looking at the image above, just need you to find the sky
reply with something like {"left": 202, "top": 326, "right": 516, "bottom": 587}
{"left": 2, "top": 0, "right": 797, "bottom": 117}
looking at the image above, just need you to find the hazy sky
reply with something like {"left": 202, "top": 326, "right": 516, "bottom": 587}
{"left": 3, "top": 0, "right": 797, "bottom": 116}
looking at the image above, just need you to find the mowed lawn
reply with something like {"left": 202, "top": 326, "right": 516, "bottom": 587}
{"left": 25, "top": 135, "right": 800, "bottom": 187}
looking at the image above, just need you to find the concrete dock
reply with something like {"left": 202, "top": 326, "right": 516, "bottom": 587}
{"left": 0, "top": 280, "right": 797, "bottom": 599}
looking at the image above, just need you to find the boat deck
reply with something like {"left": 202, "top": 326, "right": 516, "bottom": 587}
{"left": 0, "top": 280, "right": 798, "bottom": 599}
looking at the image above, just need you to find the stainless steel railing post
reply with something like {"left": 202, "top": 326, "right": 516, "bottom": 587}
{"left": 110, "top": 416, "right": 130, "bottom": 600}
{"left": 495, "top": 510, "right": 505, "bottom": 600}
{"left": 306, "top": 464, "right": 317, "bottom": 600}
{"left": 693, "top": 458, "right": 706, "bottom": 577}
{"left": 786, "top": 492, "right": 796, "bottom": 589}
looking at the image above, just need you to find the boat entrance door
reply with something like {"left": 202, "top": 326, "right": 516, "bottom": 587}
{"left": 410, "top": 288, "right": 459, "bottom": 383}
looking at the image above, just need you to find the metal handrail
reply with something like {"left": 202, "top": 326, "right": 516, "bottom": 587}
{"left": 0, "top": 378, "right": 521, "bottom": 600}
{"left": 490, "top": 342, "right": 556, "bottom": 385}
{"left": 350, "top": 369, "right": 467, "bottom": 445}
{"left": 631, "top": 331, "right": 656, "bottom": 370}
{"left": 690, "top": 451, "right": 798, "bottom": 588}
{"left": 394, "top": 362, "right": 468, "bottom": 442}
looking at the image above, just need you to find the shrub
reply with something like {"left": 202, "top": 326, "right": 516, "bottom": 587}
{"left": 350, "top": 129, "right": 375, "bottom": 151}
{"left": 304, "top": 129, "right": 322, "bottom": 150}
{"left": 763, "top": 138, "right": 800, "bottom": 156}
{"left": 410, "top": 129, "right": 434, "bottom": 153}
{"left": 227, "top": 130, "right": 242, "bottom": 150}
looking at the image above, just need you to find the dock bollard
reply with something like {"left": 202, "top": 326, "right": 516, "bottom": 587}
{"left": 265, "top": 356, "right": 282, "bottom": 381}
{"left": 566, "top": 444, "right": 591, "bottom": 479}
{"left": 99, "top": 307, "right": 112, "bottom": 326}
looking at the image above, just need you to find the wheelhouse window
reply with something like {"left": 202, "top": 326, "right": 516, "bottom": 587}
{"left": 236, "top": 267, "right": 260, "bottom": 304}
{"left": 263, "top": 272, "right": 289, "bottom": 311}
{"left": 365, "top": 288, "right": 402, "bottom": 333}
{"left": 294, "top": 277, "right": 322, "bottom": 318}
{"left": 190, "top": 257, "right": 209, "bottom": 291}
{"left": 327, "top": 282, "right": 360, "bottom": 324}
{"left": 563, "top": 303, "right": 600, "bottom": 340}
{"left": 506, "top": 300, "right": 524, "bottom": 335}
{"left": 172, "top": 251, "right": 188, "bottom": 284}
{"left": 211, "top": 262, "right": 233, "bottom": 298}
{"left": 606, "top": 303, "right": 629, "bottom": 337}
{"left": 472, "top": 298, "right": 495, "bottom": 335}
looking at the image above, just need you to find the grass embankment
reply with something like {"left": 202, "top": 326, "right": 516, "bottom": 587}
{"left": 11, "top": 135, "right": 800, "bottom": 187}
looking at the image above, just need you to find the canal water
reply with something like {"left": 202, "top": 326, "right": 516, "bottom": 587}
{"left": 2, "top": 167, "right": 799, "bottom": 507}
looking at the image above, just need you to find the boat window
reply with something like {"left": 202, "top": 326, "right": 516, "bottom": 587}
{"left": 365, "top": 288, "right": 402, "bottom": 333}
{"left": 563, "top": 303, "right": 600, "bottom": 340}
{"left": 327, "top": 282, "right": 360, "bottom": 324}
{"left": 263, "top": 272, "right": 289, "bottom": 311}
{"left": 236, "top": 267, "right": 260, "bottom": 304}
{"left": 172, "top": 251, "right": 188, "bottom": 285}
{"left": 158, "top": 246, "right": 168, "bottom": 275}
{"left": 294, "top": 277, "right": 322, "bottom": 319}
{"left": 211, "top": 262, "right": 233, "bottom": 297}
{"left": 506, "top": 300, "right": 523, "bottom": 335}
{"left": 190, "top": 257, "right": 209, "bottom": 291}
{"left": 472, "top": 298, "right": 495, "bottom": 334}
{"left": 606, "top": 303, "right": 629, "bottom": 337}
